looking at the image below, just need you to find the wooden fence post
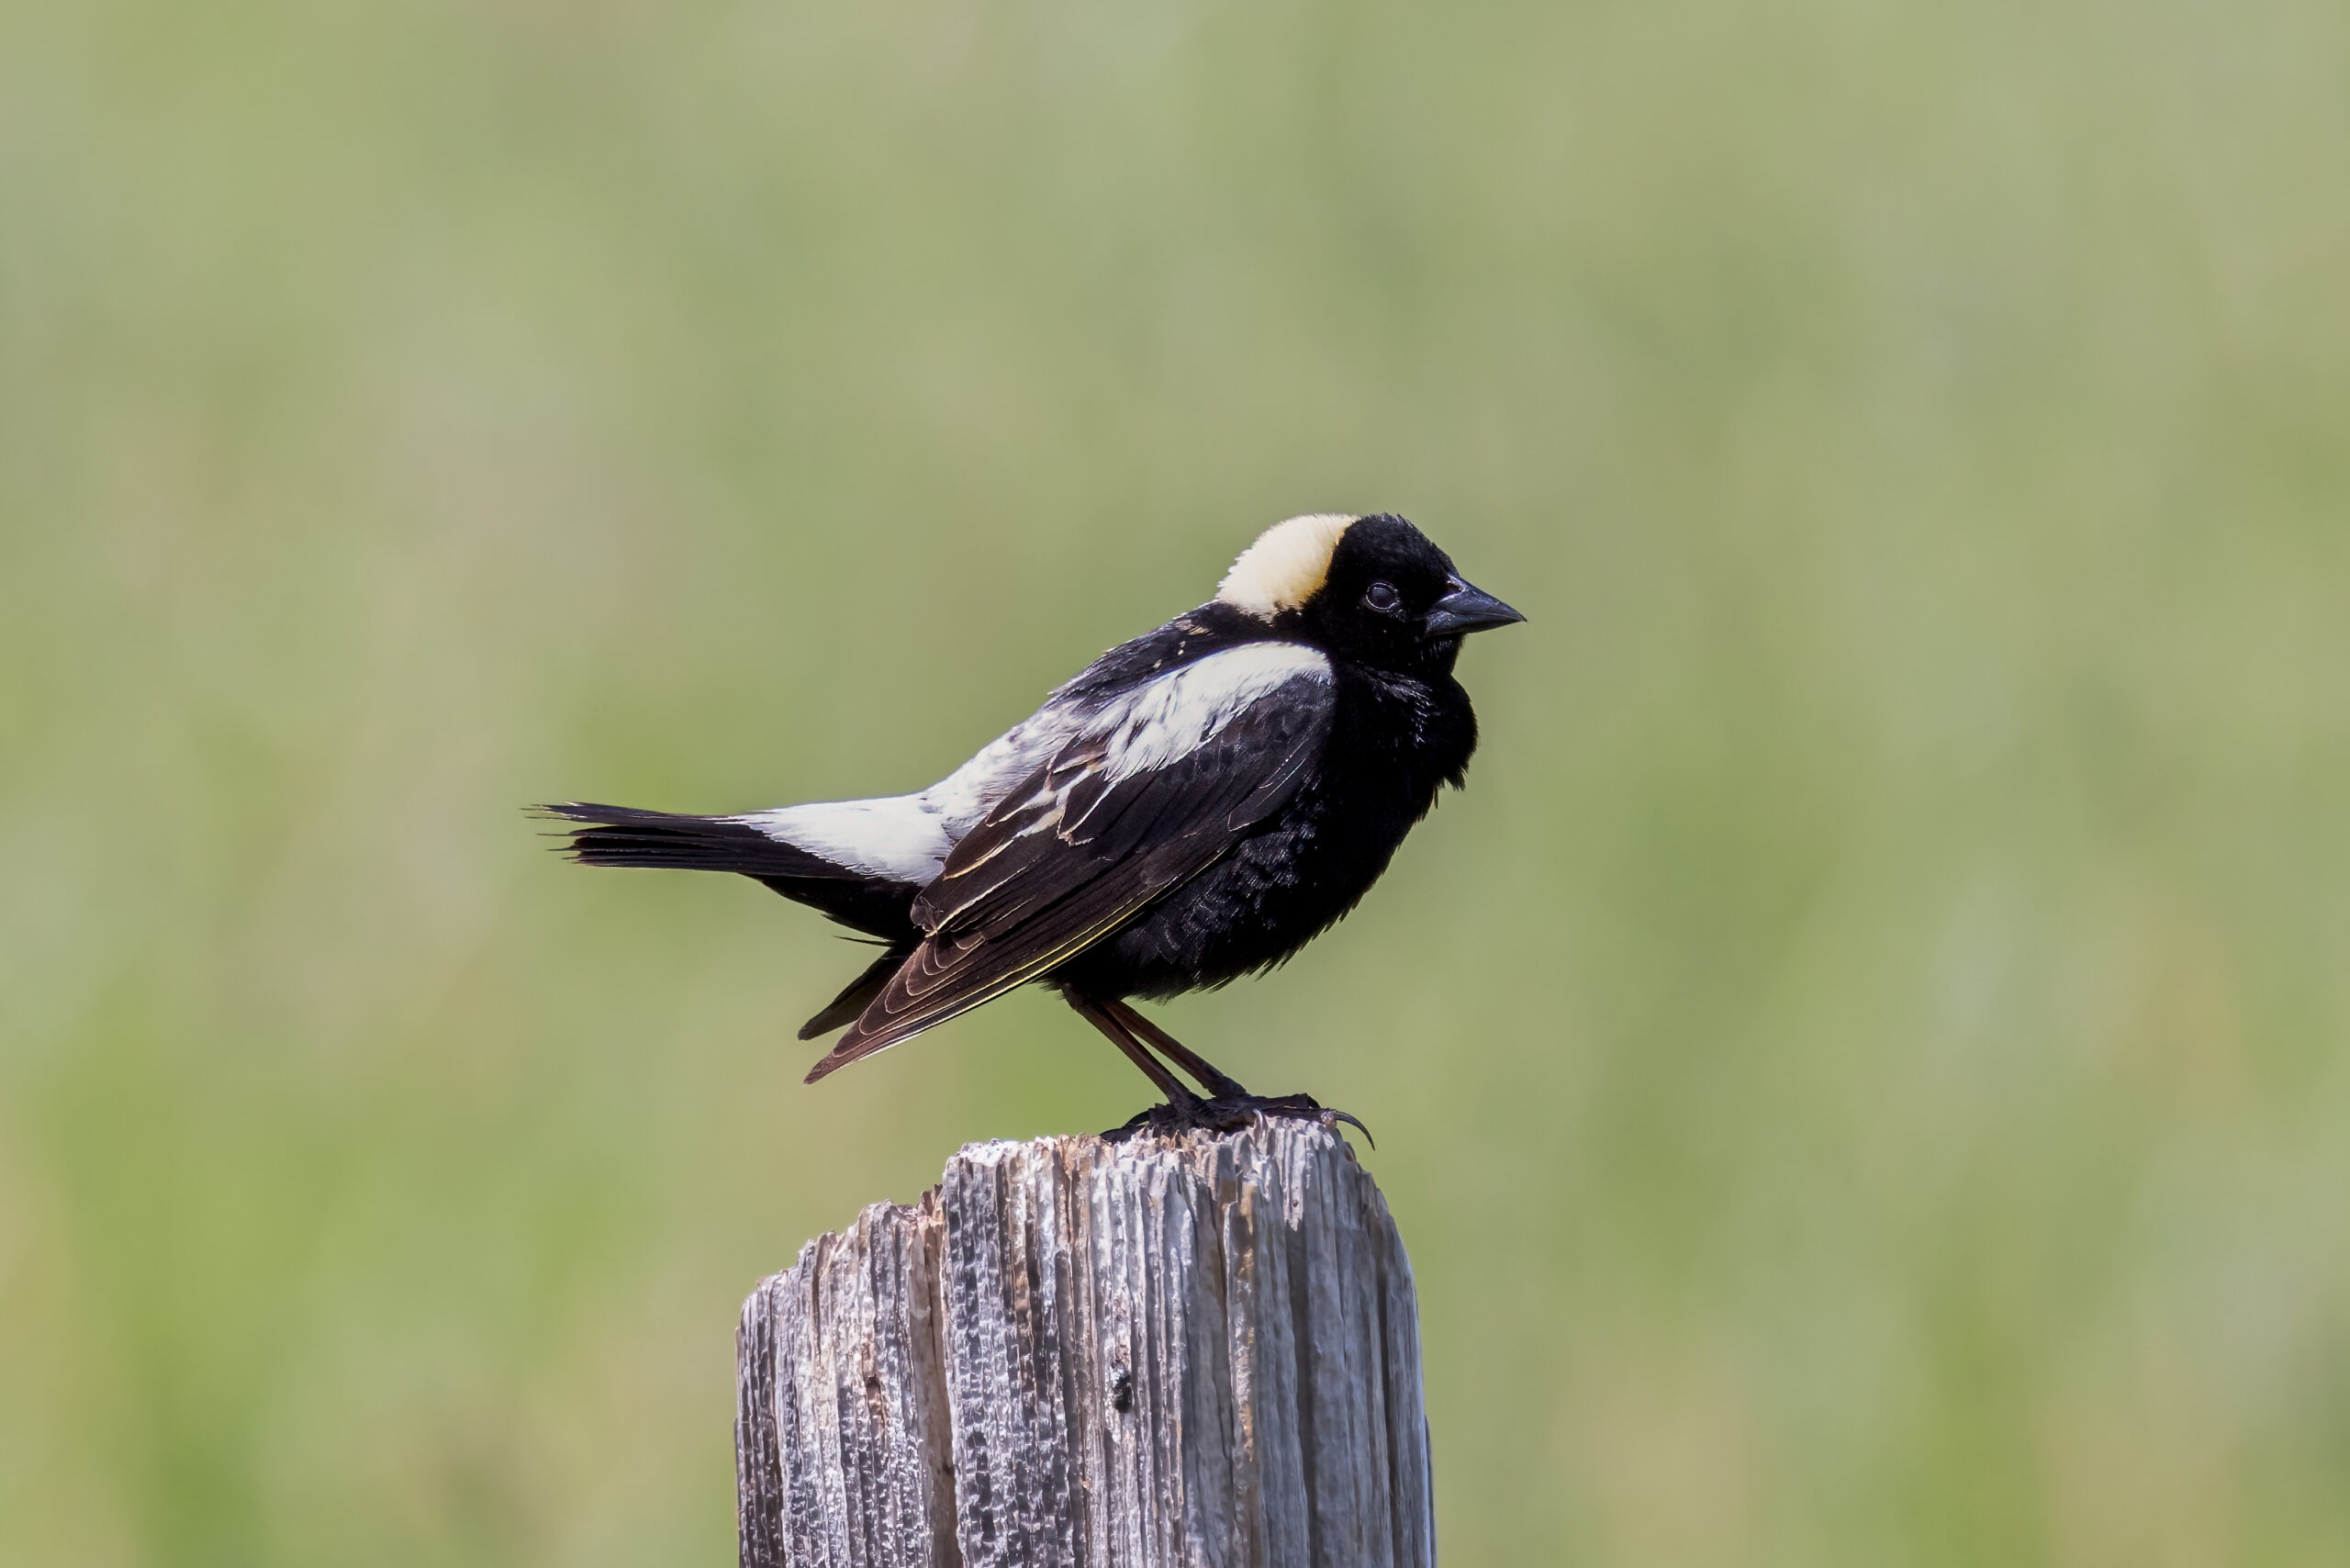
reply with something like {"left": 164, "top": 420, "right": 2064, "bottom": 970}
{"left": 736, "top": 1119, "right": 1435, "bottom": 1568}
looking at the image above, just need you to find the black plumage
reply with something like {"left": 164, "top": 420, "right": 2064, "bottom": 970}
{"left": 543, "top": 511, "right": 1520, "bottom": 1130}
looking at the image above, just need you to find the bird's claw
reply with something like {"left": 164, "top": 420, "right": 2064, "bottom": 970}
{"left": 1102, "top": 1092, "right": 1373, "bottom": 1148}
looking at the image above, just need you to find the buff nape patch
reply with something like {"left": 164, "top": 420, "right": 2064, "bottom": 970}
{"left": 1214, "top": 514, "right": 1357, "bottom": 618}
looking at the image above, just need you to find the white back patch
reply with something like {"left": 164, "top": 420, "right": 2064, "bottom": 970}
{"left": 923, "top": 711, "right": 1086, "bottom": 834}
{"left": 1090, "top": 642, "right": 1331, "bottom": 782}
{"left": 1214, "top": 514, "right": 1358, "bottom": 619}
{"left": 733, "top": 796, "right": 952, "bottom": 883}
{"left": 733, "top": 708, "right": 1087, "bottom": 882}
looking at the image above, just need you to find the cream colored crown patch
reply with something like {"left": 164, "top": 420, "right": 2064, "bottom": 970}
{"left": 1214, "top": 514, "right": 1358, "bottom": 619}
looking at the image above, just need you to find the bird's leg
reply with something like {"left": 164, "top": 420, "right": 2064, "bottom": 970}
{"left": 1065, "top": 992, "right": 1197, "bottom": 1107}
{"left": 1102, "top": 999, "right": 1250, "bottom": 1099}
{"left": 1096, "top": 998, "right": 1375, "bottom": 1148}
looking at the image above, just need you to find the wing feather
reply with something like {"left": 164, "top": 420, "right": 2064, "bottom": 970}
{"left": 805, "top": 655, "right": 1332, "bottom": 1080}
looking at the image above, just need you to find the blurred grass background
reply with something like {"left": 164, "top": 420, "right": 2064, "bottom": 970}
{"left": 4, "top": 0, "right": 2348, "bottom": 1562}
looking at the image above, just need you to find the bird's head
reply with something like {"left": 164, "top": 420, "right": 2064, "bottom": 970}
{"left": 1215, "top": 512, "right": 1524, "bottom": 675}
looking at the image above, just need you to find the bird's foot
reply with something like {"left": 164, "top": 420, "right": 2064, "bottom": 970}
{"left": 1102, "top": 1092, "right": 1373, "bottom": 1148}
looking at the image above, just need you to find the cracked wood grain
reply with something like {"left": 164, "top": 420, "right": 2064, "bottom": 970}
{"left": 737, "top": 1120, "right": 1434, "bottom": 1568}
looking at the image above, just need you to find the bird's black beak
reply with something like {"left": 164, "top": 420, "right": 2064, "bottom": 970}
{"left": 1423, "top": 578, "right": 1526, "bottom": 638}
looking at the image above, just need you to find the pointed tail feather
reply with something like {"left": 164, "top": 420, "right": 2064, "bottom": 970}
{"left": 538, "top": 802, "right": 857, "bottom": 878}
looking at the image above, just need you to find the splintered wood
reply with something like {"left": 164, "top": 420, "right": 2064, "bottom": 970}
{"left": 736, "top": 1120, "right": 1434, "bottom": 1568}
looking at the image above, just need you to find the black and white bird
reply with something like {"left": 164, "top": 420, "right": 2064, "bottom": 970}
{"left": 544, "top": 512, "right": 1520, "bottom": 1132}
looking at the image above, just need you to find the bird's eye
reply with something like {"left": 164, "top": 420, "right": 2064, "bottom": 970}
{"left": 1363, "top": 581, "right": 1402, "bottom": 614}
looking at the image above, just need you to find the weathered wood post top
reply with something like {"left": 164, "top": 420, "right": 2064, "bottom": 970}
{"left": 737, "top": 1118, "right": 1434, "bottom": 1568}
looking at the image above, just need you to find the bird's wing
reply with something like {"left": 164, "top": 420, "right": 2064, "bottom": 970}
{"left": 805, "top": 644, "right": 1336, "bottom": 1079}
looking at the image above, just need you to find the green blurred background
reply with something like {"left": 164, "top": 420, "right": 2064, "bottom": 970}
{"left": 5, "top": 0, "right": 2348, "bottom": 1562}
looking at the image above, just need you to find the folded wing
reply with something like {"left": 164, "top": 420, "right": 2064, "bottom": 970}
{"left": 805, "top": 644, "right": 1335, "bottom": 1079}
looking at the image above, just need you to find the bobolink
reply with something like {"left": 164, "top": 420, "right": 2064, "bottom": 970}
{"left": 544, "top": 512, "right": 1520, "bottom": 1132}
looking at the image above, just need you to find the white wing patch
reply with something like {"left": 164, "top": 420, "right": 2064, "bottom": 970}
{"left": 1085, "top": 642, "right": 1331, "bottom": 782}
{"left": 733, "top": 643, "right": 1328, "bottom": 881}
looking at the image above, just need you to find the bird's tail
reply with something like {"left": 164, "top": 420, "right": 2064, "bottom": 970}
{"left": 537, "top": 802, "right": 845, "bottom": 877}
{"left": 535, "top": 802, "right": 923, "bottom": 942}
